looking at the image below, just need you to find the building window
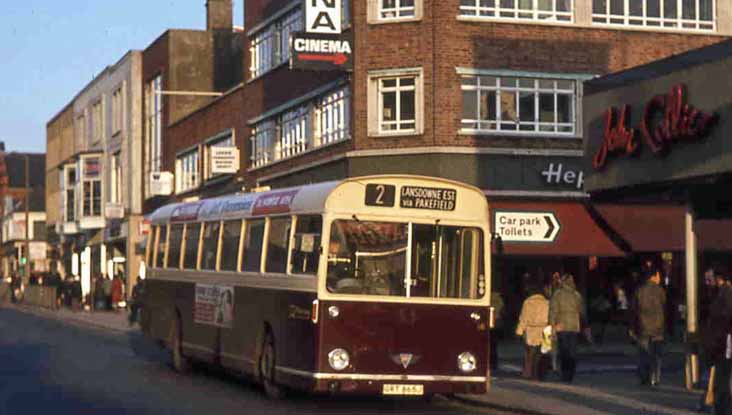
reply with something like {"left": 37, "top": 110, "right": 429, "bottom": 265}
{"left": 459, "top": 0, "right": 573, "bottom": 22}
{"left": 76, "top": 114, "right": 86, "bottom": 146}
{"left": 368, "top": 68, "right": 424, "bottom": 137}
{"left": 250, "top": 8, "right": 303, "bottom": 78}
{"left": 460, "top": 74, "right": 577, "bottom": 136}
{"left": 592, "top": 0, "right": 714, "bottom": 31}
{"left": 250, "top": 85, "right": 351, "bottom": 168}
{"left": 81, "top": 157, "right": 102, "bottom": 217}
{"left": 343, "top": 0, "right": 352, "bottom": 26}
{"left": 112, "top": 85, "right": 124, "bottom": 135}
{"left": 63, "top": 165, "right": 76, "bottom": 222}
{"left": 145, "top": 75, "right": 163, "bottom": 198}
{"left": 204, "top": 133, "right": 235, "bottom": 180}
{"left": 176, "top": 149, "right": 199, "bottom": 193}
{"left": 380, "top": 0, "right": 416, "bottom": 19}
{"left": 110, "top": 152, "right": 122, "bottom": 204}
{"left": 90, "top": 100, "right": 104, "bottom": 145}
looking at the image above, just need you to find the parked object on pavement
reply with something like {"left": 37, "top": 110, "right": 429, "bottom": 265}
{"left": 633, "top": 268, "right": 666, "bottom": 387}
{"left": 516, "top": 285, "right": 550, "bottom": 381}
{"left": 549, "top": 273, "right": 585, "bottom": 383}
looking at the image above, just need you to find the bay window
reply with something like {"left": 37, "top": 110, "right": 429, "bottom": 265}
{"left": 81, "top": 157, "right": 102, "bottom": 217}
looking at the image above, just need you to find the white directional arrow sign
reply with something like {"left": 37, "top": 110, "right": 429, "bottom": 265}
{"left": 494, "top": 211, "right": 561, "bottom": 243}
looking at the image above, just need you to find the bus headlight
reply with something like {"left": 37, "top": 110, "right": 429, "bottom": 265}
{"left": 328, "top": 348, "right": 350, "bottom": 371}
{"left": 458, "top": 352, "right": 477, "bottom": 373}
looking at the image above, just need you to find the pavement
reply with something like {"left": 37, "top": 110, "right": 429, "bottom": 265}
{"left": 0, "top": 301, "right": 709, "bottom": 415}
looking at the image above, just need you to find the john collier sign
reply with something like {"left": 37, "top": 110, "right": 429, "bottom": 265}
{"left": 593, "top": 84, "right": 717, "bottom": 170}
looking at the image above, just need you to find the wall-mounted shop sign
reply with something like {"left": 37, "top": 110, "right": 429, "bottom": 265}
{"left": 209, "top": 146, "right": 240, "bottom": 175}
{"left": 304, "top": 0, "right": 342, "bottom": 34}
{"left": 593, "top": 84, "right": 718, "bottom": 170}
{"left": 291, "top": 32, "right": 353, "bottom": 71}
{"left": 540, "top": 163, "right": 584, "bottom": 190}
{"left": 494, "top": 211, "right": 560, "bottom": 243}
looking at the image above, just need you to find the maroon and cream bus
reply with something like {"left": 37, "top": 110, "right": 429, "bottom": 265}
{"left": 141, "top": 175, "right": 493, "bottom": 398}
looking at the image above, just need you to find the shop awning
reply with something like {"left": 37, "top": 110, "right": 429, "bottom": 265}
{"left": 594, "top": 204, "right": 732, "bottom": 252}
{"left": 489, "top": 199, "right": 626, "bottom": 257}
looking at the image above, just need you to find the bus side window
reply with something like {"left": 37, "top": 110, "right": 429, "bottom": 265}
{"left": 242, "top": 219, "right": 265, "bottom": 272}
{"left": 201, "top": 222, "right": 221, "bottom": 271}
{"left": 291, "top": 215, "right": 322, "bottom": 275}
{"left": 155, "top": 225, "right": 168, "bottom": 269}
{"left": 183, "top": 223, "right": 201, "bottom": 270}
{"left": 167, "top": 224, "right": 184, "bottom": 269}
{"left": 220, "top": 220, "right": 242, "bottom": 272}
{"left": 265, "top": 217, "right": 291, "bottom": 274}
{"left": 145, "top": 228, "right": 154, "bottom": 266}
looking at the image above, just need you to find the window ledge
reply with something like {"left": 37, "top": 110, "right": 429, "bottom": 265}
{"left": 247, "top": 136, "right": 351, "bottom": 172}
{"left": 458, "top": 129, "right": 581, "bottom": 139}
{"left": 369, "top": 130, "right": 423, "bottom": 138}
{"left": 369, "top": 16, "right": 422, "bottom": 25}
{"left": 588, "top": 21, "right": 720, "bottom": 36}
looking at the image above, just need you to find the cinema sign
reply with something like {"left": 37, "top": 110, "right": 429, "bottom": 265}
{"left": 592, "top": 84, "right": 718, "bottom": 170}
{"left": 290, "top": 32, "right": 353, "bottom": 71}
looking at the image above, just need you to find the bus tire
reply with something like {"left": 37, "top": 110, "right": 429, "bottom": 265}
{"left": 171, "top": 317, "right": 191, "bottom": 374}
{"left": 259, "top": 333, "right": 285, "bottom": 399}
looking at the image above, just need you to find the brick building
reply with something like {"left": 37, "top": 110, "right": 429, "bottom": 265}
{"left": 156, "top": 0, "right": 731, "bottom": 307}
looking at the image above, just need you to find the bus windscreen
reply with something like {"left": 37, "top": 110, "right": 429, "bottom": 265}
{"left": 326, "top": 220, "right": 485, "bottom": 299}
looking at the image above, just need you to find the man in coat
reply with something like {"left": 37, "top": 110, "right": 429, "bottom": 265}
{"left": 516, "top": 285, "right": 550, "bottom": 380}
{"left": 549, "top": 273, "right": 585, "bottom": 382}
{"left": 633, "top": 267, "right": 667, "bottom": 386}
{"left": 703, "top": 274, "right": 732, "bottom": 415}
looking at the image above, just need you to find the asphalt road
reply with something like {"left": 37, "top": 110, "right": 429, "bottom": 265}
{"left": 0, "top": 307, "right": 509, "bottom": 415}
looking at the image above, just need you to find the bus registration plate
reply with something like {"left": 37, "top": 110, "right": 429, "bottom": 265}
{"left": 382, "top": 384, "right": 424, "bottom": 396}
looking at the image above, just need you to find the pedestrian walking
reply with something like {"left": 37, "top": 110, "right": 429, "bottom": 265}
{"left": 102, "top": 275, "right": 113, "bottom": 310}
{"left": 549, "top": 273, "right": 585, "bottom": 382}
{"left": 128, "top": 276, "right": 146, "bottom": 327}
{"left": 71, "top": 277, "right": 82, "bottom": 312}
{"left": 111, "top": 276, "right": 123, "bottom": 311}
{"left": 516, "top": 284, "right": 550, "bottom": 381}
{"left": 702, "top": 273, "right": 732, "bottom": 415}
{"left": 632, "top": 267, "right": 667, "bottom": 387}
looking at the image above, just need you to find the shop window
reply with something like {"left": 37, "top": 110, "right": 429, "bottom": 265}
{"left": 201, "top": 222, "right": 221, "bottom": 271}
{"left": 266, "top": 217, "right": 292, "bottom": 274}
{"left": 242, "top": 219, "right": 265, "bottom": 272}
{"left": 459, "top": 0, "right": 573, "bottom": 22}
{"left": 183, "top": 223, "right": 201, "bottom": 270}
{"left": 220, "top": 220, "right": 242, "bottom": 272}
{"left": 592, "top": 0, "right": 714, "bottom": 31}
{"left": 460, "top": 73, "right": 578, "bottom": 136}
{"left": 291, "top": 215, "right": 322, "bottom": 275}
{"left": 368, "top": 68, "right": 423, "bottom": 137}
{"left": 167, "top": 224, "right": 184, "bottom": 269}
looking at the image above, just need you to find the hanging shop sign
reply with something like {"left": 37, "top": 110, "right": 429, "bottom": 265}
{"left": 593, "top": 84, "right": 718, "bottom": 170}
{"left": 149, "top": 172, "right": 174, "bottom": 196}
{"left": 494, "top": 211, "right": 561, "bottom": 243}
{"left": 209, "top": 146, "right": 240, "bottom": 175}
{"left": 291, "top": 32, "right": 353, "bottom": 71}
{"left": 304, "top": 0, "right": 342, "bottom": 34}
{"left": 105, "top": 203, "right": 125, "bottom": 219}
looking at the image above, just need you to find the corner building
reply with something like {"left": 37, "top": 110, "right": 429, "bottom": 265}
{"left": 163, "top": 0, "right": 732, "bottom": 321}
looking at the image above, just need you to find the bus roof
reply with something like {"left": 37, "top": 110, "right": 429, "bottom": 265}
{"left": 149, "top": 175, "right": 487, "bottom": 225}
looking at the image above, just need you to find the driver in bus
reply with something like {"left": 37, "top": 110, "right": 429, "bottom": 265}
{"left": 326, "top": 239, "right": 356, "bottom": 293}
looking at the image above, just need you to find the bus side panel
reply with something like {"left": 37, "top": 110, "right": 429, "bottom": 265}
{"left": 176, "top": 278, "right": 218, "bottom": 363}
{"left": 220, "top": 286, "right": 317, "bottom": 390}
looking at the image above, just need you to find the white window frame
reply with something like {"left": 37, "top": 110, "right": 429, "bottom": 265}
{"left": 249, "top": 8, "right": 304, "bottom": 79}
{"left": 368, "top": 0, "right": 422, "bottom": 23}
{"left": 144, "top": 75, "right": 163, "bottom": 198}
{"left": 591, "top": 0, "right": 715, "bottom": 31}
{"left": 459, "top": 0, "right": 574, "bottom": 22}
{"left": 176, "top": 148, "right": 200, "bottom": 194}
{"left": 457, "top": 68, "right": 589, "bottom": 138}
{"left": 80, "top": 156, "right": 102, "bottom": 218}
{"left": 62, "top": 164, "right": 77, "bottom": 223}
{"left": 90, "top": 99, "right": 104, "bottom": 146}
{"left": 250, "top": 85, "right": 352, "bottom": 169}
{"left": 112, "top": 84, "right": 125, "bottom": 136}
{"left": 110, "top": 151, "right": 122, "bottom": 204}
{"left": 367, "top": 68, "right": 424, "bottom": 137}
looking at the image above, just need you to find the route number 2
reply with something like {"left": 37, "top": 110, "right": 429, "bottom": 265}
{"left": 365, "top": 184, "right": 395, "bottom": 207}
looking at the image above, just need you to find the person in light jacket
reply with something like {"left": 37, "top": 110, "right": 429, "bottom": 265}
{"left": 550, "top": 273, "right": 586, "bottom": 383}
{"left": 516, "top": 285, "right": 550, "bottom": 380}
{"left": 633, "top": 267, "right": 667, "bottom": 387}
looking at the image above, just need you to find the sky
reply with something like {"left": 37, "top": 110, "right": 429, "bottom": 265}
{"left": 0, "top": 0, "right": 244, "bottom": 154}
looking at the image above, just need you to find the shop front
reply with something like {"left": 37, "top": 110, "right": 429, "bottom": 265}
{"left": 582, "top": 40, "right": 732, "bottom": 387}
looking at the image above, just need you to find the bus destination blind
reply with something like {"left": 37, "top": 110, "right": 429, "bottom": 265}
{"left": 365, "top": 184, "right": 396, "bottom": 207}
{"left": 400, "top": 186, "right": 457, "bottom": 211}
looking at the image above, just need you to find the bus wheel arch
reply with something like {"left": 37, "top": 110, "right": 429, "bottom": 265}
{"left": 258, "top": 325, "right": 285, "bottom": 399}
{"left": 170, "top": 308, "right": 191, "bottom": 374}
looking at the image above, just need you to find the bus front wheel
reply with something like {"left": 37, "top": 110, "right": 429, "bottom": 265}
{"left": 171, "top": 317, "right": 191, "bottom": 374}
{"left": 260, "top": 333, "right": 285, "bottom": 399}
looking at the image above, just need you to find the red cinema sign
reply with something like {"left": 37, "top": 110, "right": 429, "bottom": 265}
{"left": 593, "top": 84, "right": 718, "bottom": 170}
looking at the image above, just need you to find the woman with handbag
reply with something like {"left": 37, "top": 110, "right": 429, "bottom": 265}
{"left": 516, "top": 284, "right": 550, "bottom": 381}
